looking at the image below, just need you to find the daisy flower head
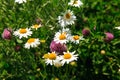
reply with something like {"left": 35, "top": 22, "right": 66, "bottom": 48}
{"left": 70, "top": 35, "right": 84, "bottom": 44}
{"left": 31, "top": 24, "right": 42, "bottom": 30}
{"left": 24, "top": 38, "right": 40, "bottom": 49}
{"left": 68, "top": 0, "right": 83, "bottom": 7}
{"left": 15, "top": 0, "right": 27, "bottom": 4}
{"left": 58, "top": 10, "right": 76, "bottom": 27}
{"left": 54, "top": 31, "right": 70, "bottom": 44}
{"left": 13, "top": 28, "right": 32, "bottom": 39}
{"left": 60, "top": 51, "right": 78, "bottom": 65}
{"left": 43, "top": 52, "right": 60, "bottom": 66}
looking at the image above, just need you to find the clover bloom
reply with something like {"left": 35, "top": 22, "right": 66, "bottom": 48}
{"left": 2, "top": 28, "right": 12, "bottom": 40}
{"left": 82, "top": 28, "right": 90, "bottom": 36}
{"left": 104, "top": 32, "right": 114, "bottom": 42}
{"left": 50, "top": 40, "right": 67, "bottom": 55}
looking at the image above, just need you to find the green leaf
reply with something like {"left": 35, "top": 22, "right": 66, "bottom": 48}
{"left": 17, "top": 39, "right": 23, "bottom": 44}
{"left": 113, "top": 41, "right": 120, "bottom": 45}
{"left": 0, "top": 61, "right": 5, "bottom": 68}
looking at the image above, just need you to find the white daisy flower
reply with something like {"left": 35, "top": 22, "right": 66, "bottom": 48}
{"left": 13, "top": 28, "right": 32, "bottom": 39}
{"left": 31, "top": 24, "right": 42, "bottom": 30}
{"left": 70, "top": 35, "right": 84, "bottom": 44}
{"left": 15, "top": 0, "right": 27, "bottom": 4}
{"left": 60, "top": 51, "right": 78, "bottom": 65}
{"left": 24, "top": 38, "right": 40, "bottom": 49}
{"left": 43, "top": 52, "right": 60, "bottom": 66}
{"left": 68, "top": 0, "right": 83, "bottom": 7}
{"left": 58, "top": 10, "right": 76, "bottom": 27}
{"left": 54, "top": 31, "right": 70, "bottom": 44}
{"left": 115, "top": 26, "right": 120, "bottom": 30}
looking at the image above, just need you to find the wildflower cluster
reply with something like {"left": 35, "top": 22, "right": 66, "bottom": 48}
{"left": 1, "top": 0, "right": 120, "bottom": 79}
{"left": 43, "top": 0, "right": 84, "bottom": 67}
{"left": 13, "top": 23, "right": 42, "bottom": 49}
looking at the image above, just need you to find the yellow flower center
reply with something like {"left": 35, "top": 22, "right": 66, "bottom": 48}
{"left": 73, "top": 35, "right": 79, "bottom": 40}
{"left": 73, "top": 0, "right": 78, "bottom": 4}
{"left": 33, "top": 24, "right": 39, "bottom": 28}
{"left": 43, "top": 54, "right": 49, "bottom": 59}
{"left": 48, "top": 52, "right": 56, "bottom": 60}
{"left": 65, "top": 13, "right": 71, "bottom": 19}
{"left": 27, "top": 38, "right": 35, "bottom": 43}
{"left": 64, "top": 53, "right": 71, "bottom": 59}
{"left": 59, "top": 33, "right": 66, "bottom": 40}
{"left": 19, "top": 29, "right": 27, "bottom": 34}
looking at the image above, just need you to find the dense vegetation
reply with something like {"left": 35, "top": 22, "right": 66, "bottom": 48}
{"left": 0, "top": 0, "right": 120, "bottom": 80}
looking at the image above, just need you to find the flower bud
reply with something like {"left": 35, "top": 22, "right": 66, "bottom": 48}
{"left": 70, "top": 61, "right": 77, "bottom": 67}
{"left": 35, "top": 18, "right": 42, "bottom": 24}
{"left": 2, "top": 28, "right": 12, "bottom": 40}
{"left": 36, "top": 68, "right": 40, "bottom": 71}
{"left": 50, "top": 40, "right": 67, "bottom": 55}
{"left": 82, "top": 28, "right": 90, "bottom": 36}
{"left": 100, "top": 50, "right": 105, "bottom": 55}
{"left": 94, "top": 26, "right": 96, "bottom": 30}
{"left": 14, "top": 45, "right": 21, "bottom": 52}
{"left": 54, "top": 78, "right": 59, "bottom": 80}
{"left": 104, "top": 32, "right": 114, "bottom": 42}
{"left": 83, "top": 17, "right": 88, "bottom": 22}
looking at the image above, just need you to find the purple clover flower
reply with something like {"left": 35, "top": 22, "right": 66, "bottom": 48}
{"left": 104, "top": 32, "right": 114, "bottom": 42}
{"left": 50, "top": 40, "right": 67, "bottom": 55}
{"left": 82, "top": 28, "right": 90, "bottom": 36}
{"left": 2, "top": 28, "right": 12, "bottom": 40}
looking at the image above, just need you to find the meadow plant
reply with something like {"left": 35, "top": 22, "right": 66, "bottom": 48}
{"left": 0, "top": 0, "right": 120, "bottom": 80}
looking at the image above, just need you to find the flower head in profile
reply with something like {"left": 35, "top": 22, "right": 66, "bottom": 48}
{"left": 24, "top": 38, "right": 40, "bottom": 49}
{"left": 68, "top": 0, "right": 83, "bottom": 7}
{"left": 2, "top": 28, "right": 12, "bottom": 40}
{"left": 43, "top": 52, "right": 61, "bottom": 66}
{"left": 104, "top": 32, "right": 114, "bottom": 43}
{"left": 70, "top": 35, "right": 84, "bottom": 44}
{"left": 15, "top": 0, "right": 27, "bottom": 4}
{"left": 60, "top": 51, "right": 78, "bottom": 65}
{"left": 58, "top": 10, "right": 76, "bottom": 27}
{"left": 13, "top": 28, "right": 32, "bottom": 39}
{"left": 50, "top": 40, "right": 67, "bottom": 55}
{"left": 31, "top": 24, "right": 42, "bottom": 30}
